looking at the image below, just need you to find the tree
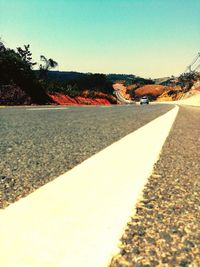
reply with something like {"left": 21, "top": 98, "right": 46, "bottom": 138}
{"left": 17, "top": 44, "right": 36, "bottom": 69}
{"left": 39, "top": 55, "right": 58, "bottom": 79}
{"left": 0, "top": 40, "right": 6, "bottom": 52}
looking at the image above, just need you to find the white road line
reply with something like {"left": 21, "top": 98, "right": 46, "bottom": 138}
{"left": 26, "top": 107, "right": 69, "bottom": 111}
{"left": 99, "top": 105, "right": 112, "bottom": 108}
{"left": 0, "top": 106, "right": 179, "bottom": 267}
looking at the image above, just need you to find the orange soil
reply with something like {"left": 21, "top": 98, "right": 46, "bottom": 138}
{"left": 48, "top": 93, "right": 112, "bottom": 106}
{"left": 134, "top": 85, "right": 168, "bottom": 98}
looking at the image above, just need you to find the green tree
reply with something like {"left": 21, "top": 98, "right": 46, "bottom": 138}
{"left": 39, "top": 55, "right": 58, "bottom": 79}
{"left": 0, "top": 40, "right": 6, "bottom": 52}
{"left": 17, "top": 44, "right": 36, "bottom": 68}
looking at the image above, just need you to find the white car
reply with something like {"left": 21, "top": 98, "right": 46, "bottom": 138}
{"left": 140, "top": 96, "right": 149, "bottom": 105}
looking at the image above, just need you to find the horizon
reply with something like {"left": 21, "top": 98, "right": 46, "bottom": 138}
{"left": 35, "top": 69, "right": 171, "bottom": 80}
{"left": 1, "top": 0, "right": 200, "bottom": 79}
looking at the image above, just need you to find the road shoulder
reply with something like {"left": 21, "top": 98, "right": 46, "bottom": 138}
{"left": 110, "top": 105, "right": 200, "bottom": 267}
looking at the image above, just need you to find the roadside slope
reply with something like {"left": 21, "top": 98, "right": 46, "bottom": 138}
{"left": 178, "top": 93, "right": 200, "bottom": 106}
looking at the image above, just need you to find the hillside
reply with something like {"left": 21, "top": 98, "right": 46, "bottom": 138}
{"left": 0, "top": 42, "right": 118, "bottom": 105}
{"left": 113, "top": 72, "right": 200, "bottom": 102}
{"left": 134, "top": 85, "right": 167, "bottom": 100}
{"left": 1, "top": 42, "right": 200, "bottom": 106}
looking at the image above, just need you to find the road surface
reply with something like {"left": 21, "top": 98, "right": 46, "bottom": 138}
{"left": 0, "top": 104, "right": 199, "bottom": 266}
{"left": 110, "top": 105, "right": 200, "bottom": 266}
{"left": 0, "top": 104, "right": 173, "bottom": 208}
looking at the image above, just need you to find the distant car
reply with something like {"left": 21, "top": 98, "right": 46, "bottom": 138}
{"left": 140, "top": 96, "right": 149, "bottom": 105}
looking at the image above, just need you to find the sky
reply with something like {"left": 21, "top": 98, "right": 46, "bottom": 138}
{"left": 0, "top": 0, "right": 200, "bottom": 78}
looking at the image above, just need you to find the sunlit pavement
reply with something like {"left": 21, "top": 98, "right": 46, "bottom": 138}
{"left": 0, "top": 106, "right": 178, "bottom": 267}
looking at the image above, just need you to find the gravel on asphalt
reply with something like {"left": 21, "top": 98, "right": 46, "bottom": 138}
{"left": 109, "top": 105, "right": 200, "bottom": 267}
{"left": 0, "top": 104, "right": 172, "bottom": 208}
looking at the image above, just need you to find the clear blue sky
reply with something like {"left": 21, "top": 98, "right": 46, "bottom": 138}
{"left": 0, "top": 0, "right": 200, "bottom": 78}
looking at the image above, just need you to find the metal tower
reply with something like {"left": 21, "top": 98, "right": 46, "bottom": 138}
{"left": 184, "top": 52, "right": 200, "bottom": 73}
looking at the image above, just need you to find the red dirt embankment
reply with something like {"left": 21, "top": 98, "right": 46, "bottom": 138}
{"left": 134, "top": 85, "right": 167, "bottom": 98}
{"left": 0, "top": 84, "right": 116, "bottom": 106}
{"left": 48, "top": 91, "right": 116, "bottom": 106}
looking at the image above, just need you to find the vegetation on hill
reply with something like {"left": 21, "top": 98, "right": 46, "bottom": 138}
{"left": 116, "top": 71, "right": 200, "bottom": 102}
{"left": 107, "top": 73, "right": 154, "bottom": 86}
{"left": 41, "top": 71, "right": 154, "bottom": 86}
{"left": 0, "top": 41, "right": 52, "bottom": 104}
{"left": 155, "top": 72, "right": 200, "bottom": 101}
{"left": 41, "top": 71, "right": 155, "bottom": 102}
{"left": 178, "top": 72, "right": 200, "bottom": 92}
{"left": 0, "top": 41, "right": 117, "bottom": 105}
{"left": 41, "top": 72, "right": 114, "bottom": 98}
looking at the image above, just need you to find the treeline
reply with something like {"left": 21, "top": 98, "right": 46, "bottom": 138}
{"left": 107, "top": 74, "right": 154, "bottom": 86}
{"left": 39, "top": 72, "right": 114, "bottom": 98}
{"left": 42, "top": 71, "right": 154, "bottom": 95}
{"left": 0, "top": 42, "right": 52, "bottom": 104}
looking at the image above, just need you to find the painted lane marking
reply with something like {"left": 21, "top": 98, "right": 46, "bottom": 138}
{"left": 26, "top": 107, "right": 69, "bottom": 111}
{"left": 0, "top": 106, "right": 179, "bottom": 267}
{"left": 99, "top": 105, "right": 112, "bottom": 108}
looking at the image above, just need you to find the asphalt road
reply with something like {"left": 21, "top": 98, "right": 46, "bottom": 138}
{"left": 110, "top": 105, "right": 200, "bottom": 266}
{"left": 0, "top": 104, "right": 173, "bottom": 208}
